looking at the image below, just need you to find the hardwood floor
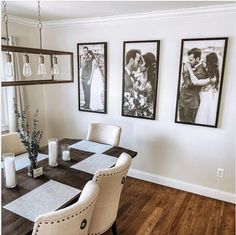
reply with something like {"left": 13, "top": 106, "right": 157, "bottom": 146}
{"left": 104, "top": 177, "right": 235, "bottom": 235}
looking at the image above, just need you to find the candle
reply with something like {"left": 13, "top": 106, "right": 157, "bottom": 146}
{"left": 62, "top": 150, "right": 70, "bottom": 161}
{"left": 3, "top": 154, "right": 16, "bottom": 188}
{"left": 48, "top": 139, "right": 58, "bottom": 167}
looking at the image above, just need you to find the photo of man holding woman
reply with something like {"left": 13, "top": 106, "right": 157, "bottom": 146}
{"left": 122, "top": 41, "right": 160, "bottom": 119}
{"left": 78, "top": 42, "right": 107, "bottom": 113}
{"left": 175, "top": 38, "right": 228, "bottom": 127}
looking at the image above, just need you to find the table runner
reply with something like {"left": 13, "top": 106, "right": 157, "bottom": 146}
{"left": 71, "top": 153, "right": 118, "bottom": 174}
{"left": 70, "top": 140, "right": 112, "bottom": 154}
{"left": 3, "top": 180, "right": 81, "bottom": 222}
{"left": 1, "top": 153, "right": 48, "bottom": 171}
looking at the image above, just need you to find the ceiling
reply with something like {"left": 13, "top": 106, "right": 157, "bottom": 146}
{"left": 4, "top": 1, "right": 234, "bottom": 21}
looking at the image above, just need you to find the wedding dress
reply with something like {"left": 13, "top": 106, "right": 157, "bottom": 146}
{"left": 90, "top": 62, "right": 104, "bottom": 111}
{"left": 195, "top": 84, "right": 219, "bottom": 125}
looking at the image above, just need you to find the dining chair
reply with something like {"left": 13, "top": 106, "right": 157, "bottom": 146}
{"left": 1, "top": 132, "right": 25, "bottom": 155}
{"left": 32, "top": 180, "right": 99, "bottom": 235}
{"left": 86, "top": 123, "right": 122, "bottom": 146}
{"left": 88, "top": 152, "right": 132, "bottom": 235}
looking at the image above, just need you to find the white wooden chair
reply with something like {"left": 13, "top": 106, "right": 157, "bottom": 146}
{"left": 32, "top": 180, "right": 99, "bottom": 235}
{"left": 88, "top": 153, "right": 132, "bottom": 235}
{"left": 86, "top": 123, "right": 121, "bottom": 146}
{"left": 1, "top": 132, "right": 25, "bottom": 155}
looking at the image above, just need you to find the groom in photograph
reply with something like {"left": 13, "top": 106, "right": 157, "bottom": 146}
{"left": 124, "top": 49, "right": 141, "bottom": 92}
{"left": 81, "top": 46, "right": 93, "bottom": 109}
{"left": 178, "top": 48, "right": 208, "bottom": 123}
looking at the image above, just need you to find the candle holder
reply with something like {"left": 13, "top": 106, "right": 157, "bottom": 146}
{"left": 61, "top": 144, "right": 71, "bottom": 161}
{"left": 2, "top": 153, "right": 17, "bottom": 188}
{"left": 48, "top": 138, "right": 58, "bottom": 167}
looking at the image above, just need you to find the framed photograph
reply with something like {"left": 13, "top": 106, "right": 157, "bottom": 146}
{"left": 122, "top": 40, "right": 160, "bottom": 119}
{"left": 77, "top": 42, "right": 107, "bottom": 113}
{"left": 175, "top": 38, "right": 228, "bottom": 128}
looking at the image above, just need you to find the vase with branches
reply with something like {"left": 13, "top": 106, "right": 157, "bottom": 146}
{"left": 14, "top": 99, "right": 43, "bottom": 177}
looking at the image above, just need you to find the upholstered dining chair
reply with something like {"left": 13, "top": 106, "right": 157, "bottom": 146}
{"left": 1, "top": 132, "right": 25, "bottom": 155}
{"left": 32, "top": 180, "right": 99, "bottom": 235}
{"left": 86, "top": 123, "right": 122, "bottom": 146}
{"left": 88, "top": 152, "right": 132, "bottom": 235}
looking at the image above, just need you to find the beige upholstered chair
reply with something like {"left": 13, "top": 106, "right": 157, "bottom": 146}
{"left": 88, "top": 152, "right": 132, "bottom": 235}
{"left": 32, "top": 181, "right": 99, "bottom": 235}
{"left": 86, "top": 123, "right": 121, "bottom": 146}
{"left": 1, "top": 132, "right": 25, "bottom": 155}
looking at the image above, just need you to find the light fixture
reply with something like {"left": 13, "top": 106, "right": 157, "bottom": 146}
{"left": 23, "top": 53, "right": 32, "bottom": 77}
{"left": 3, "top": 1, "right": 14, "bottom": 79}
{"left": 1, "top": 1, "right": 73, "bottom": 87}
{"left": 52, "top": 56, "right": 59, "bottom": 76}
{"left": 37, "top": 1, "right": 47, "bottom": 78}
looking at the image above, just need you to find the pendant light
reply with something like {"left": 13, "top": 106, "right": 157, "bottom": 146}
{"left": 51, "top": 56, "right": 59, "bottom": 76}
{"left": 3, "top": 1, "right": 14, "bottom": 78}
{"left": 23, "top": 53, "right": 32, "bottom": 77}
{"left": 37, "top": 1, "right": 46, "bottom": 78}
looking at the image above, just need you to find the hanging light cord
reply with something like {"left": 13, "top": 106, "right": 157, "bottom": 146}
{"left": 3, "top": 1, "right": 9, "bottom": 46}
{"left": 37, "top": 0, "right": 43, "bottom": 49}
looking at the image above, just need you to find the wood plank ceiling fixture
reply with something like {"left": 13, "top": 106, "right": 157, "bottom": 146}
{"left": 1, "top": 1, "right": 74, "bottom": 87}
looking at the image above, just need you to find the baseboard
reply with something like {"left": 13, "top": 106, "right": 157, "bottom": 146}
{"left": 128, "top": 168, "right": 235, "bottom": 204}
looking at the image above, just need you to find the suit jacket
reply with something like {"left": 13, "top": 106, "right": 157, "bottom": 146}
{"left": 81, "top": 57, "right": 92, "bottom": 82}
{"left": 124, "top": 69, "right": 134, "bottom": 92}
{"left": 179, "top": 63, "right": 208, "bottom": 109}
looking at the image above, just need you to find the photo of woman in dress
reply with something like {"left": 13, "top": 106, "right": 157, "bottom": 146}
{"left": 77, "top": 42, "right": 107, "bottom": 113}
{"left": 122, "top": 41, "right": 160, "bottom": 120}
{"left": 175, "top": 38, "right": 228, "bottom": 128}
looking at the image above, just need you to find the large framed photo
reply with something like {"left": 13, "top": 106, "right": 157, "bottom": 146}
{"left": 122, "top": 40, "right": 160, "bottom": 119}
{"left": 175, "top": 38, "right": 228, "bottom": 128}
{"left": 77, "top": 42, "right": 107, "bottom": 113}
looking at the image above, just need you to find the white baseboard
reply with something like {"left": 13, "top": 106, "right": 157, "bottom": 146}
{"left": 128, "top": 168, "right": 235, "bottom": 204}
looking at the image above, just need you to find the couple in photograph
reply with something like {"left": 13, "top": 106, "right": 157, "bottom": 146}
{"left": 81, "top": 46, "right": 104, "bottom": 111}
{"left": 178, "top": 48, "right": 220, "bottom": 125}
{"left": 124, "top": 49, "right": 156, "bottom": 118}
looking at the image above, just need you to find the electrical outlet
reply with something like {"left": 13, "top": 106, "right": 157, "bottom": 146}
{"left": 217, "top": 168, "right": 224, "bottom": 178}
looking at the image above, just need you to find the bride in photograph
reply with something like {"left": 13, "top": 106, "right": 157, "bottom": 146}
{"left": 186, "top": 52, "right": 220, "bottom": 125}
{"left": 87, "top": 50, "right": 104, "bottom": 111}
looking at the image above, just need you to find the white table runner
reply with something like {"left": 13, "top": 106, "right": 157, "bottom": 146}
{"left": 70, "top": 140, "right": 112, "bottom": 154}
{"left": 3, "top": 180, "right": 81, "bottom": 222}
{"left": 1, "top": 152, "right": 48, "bottom": 171}
{"left": 71, "top": 153, "right": 118, "bottom": 174}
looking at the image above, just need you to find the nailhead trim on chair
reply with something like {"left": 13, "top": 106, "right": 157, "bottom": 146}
{"left": 90, "top": 166, "right": 129, "bottom": 235}
{"left": 34, "top": 192, "right": 99, "bottom": 235}
{"left": 95, "top": 166, "right": 129, "bottom": 183}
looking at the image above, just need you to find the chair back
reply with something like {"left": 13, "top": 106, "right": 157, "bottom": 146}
{"left": 88, "top": 153, "right": 132, "bottom": 234}
{"left": 1, "top": 132, "right": 25, "bottom": 155}
{"left": 32, "top": 181, "right": 99, "bottom": 235}
{"left": 86, "top": 123, "right": 121, "bottom": 146}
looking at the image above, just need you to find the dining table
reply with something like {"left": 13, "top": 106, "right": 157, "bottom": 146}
{"left": 1, "top": 138, "right": 137, "bottom": 235}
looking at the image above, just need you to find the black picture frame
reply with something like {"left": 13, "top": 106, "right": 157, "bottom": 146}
{"left": 77, "top": 42, "right": 107, "bottom": 113}
{"left": 175, "top": 37, "right": 228, "bottom": 128}
{"left": 122, "top": 40, "right": 160, "bottom": 120}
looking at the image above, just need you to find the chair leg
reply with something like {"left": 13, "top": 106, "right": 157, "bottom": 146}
{"left": 111, "top": 220, "right": 118, "bottom": 235}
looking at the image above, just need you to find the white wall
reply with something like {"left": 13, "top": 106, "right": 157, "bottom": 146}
{"left": 4, "top": 6, "right": 236, "bottom": 201}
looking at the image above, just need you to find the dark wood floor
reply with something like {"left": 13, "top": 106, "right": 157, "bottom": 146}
{"left": 104, "top": 177, "right": 235, "bottom": 235}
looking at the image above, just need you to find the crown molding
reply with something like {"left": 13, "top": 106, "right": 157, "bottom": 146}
{"left": 8, "top": 3, "right": 236, "bottom": 29}
{"left": 8, "top": 15, "right": 38, "bottom": 27}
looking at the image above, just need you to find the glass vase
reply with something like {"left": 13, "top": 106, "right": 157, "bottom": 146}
{"left": 28, "top": 152, "right": 38, "bottom": 177}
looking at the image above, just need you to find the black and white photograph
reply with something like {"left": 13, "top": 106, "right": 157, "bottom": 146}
{"left": 122, "top": 40, "right": 160, "bottom": 120}
{"left": 175, "top": 38, "right": 228, "bottom": 128}
{"left": 77, "top": 42, "right": 107, "bottom": 113}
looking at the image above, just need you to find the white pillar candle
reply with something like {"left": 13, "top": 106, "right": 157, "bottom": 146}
{"left": 62, "top": 150, "right": 70, "bottom": 161}
{"left": 4, "top": 156, "right": 16, "bottom": 188}
{"left": 48, "top": 139, "right": 58, "bottom": 167}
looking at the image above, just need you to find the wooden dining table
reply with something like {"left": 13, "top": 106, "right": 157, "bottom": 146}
{"left": 1, "top": 138, "right": 137, "bottom": 235}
